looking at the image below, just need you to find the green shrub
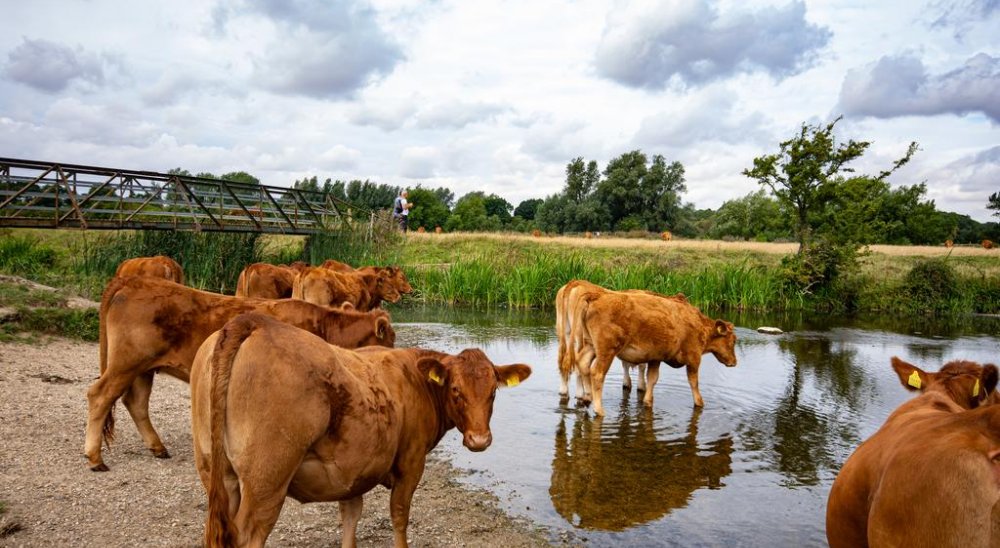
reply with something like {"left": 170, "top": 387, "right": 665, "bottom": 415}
{"left": 2, "top": 307, "right": 99, "bottom": 342}
{"left": 901, "top": 259, "right": 963, "bottom": 313}
{"left": 779, "top": 240, "right": 862, "bottom": 297}
{"left": 0, "top": 234, "right": 58, "bottom": 276}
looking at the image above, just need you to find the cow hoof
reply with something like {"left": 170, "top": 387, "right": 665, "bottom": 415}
{"left": 90, "top": 463, "right": 110, "bottom": 472}
{"left": 153, "top": 449, "right": 172, "bottom": 459}
{"left": 622, "top": 385, "right": 631, "bottom": 392}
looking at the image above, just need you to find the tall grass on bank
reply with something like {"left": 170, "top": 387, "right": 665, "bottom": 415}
{"left": 303, "top": 212, "right": 403, "bottom": 267}
{"left": 409, "top": 252, "right": 794, "bottom": 310}
{"left": 74, "top": 231, "right": 265, "bottom": 294}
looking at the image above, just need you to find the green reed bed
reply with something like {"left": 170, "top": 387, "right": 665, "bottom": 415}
{"left": 406, "top": 252, "right": 795, "bottom": 311}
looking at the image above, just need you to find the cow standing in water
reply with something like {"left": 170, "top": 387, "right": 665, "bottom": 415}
{"left": 570, "top": 288, "right": 737, "bottom": 415}
{"left": 190, "top": 313, "right": 531, "bottom": 548}
{"left": 826, "top": 357, "right": 1000, "bottom": 548}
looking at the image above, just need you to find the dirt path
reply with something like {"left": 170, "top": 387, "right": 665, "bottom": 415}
{"left": 0, "top": 337, "right": 553, "bottom": 547}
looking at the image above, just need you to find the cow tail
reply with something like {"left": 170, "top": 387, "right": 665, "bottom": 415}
{"left": 555, "top": 287, "right": 572, "bottom": 380}
{"left": 98, "top": 276, "right": 131, "bottom": 445}
{"left": 206, "top": 314, "right": 264, "bottom": 548}
{"left": 235, "top": 267, "right": 249, "bottom": 297}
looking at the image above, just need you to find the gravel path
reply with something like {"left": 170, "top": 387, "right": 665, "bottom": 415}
{"left": 0, "top": 337, "right": 553, "bottom": 547}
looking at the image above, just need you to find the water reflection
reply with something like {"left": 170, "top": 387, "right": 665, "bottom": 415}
{"left": 742, "top": 334, "right": 872, "bottom": 486}
{"left": 549, "top": 401, "right": 732, "bottom": 531}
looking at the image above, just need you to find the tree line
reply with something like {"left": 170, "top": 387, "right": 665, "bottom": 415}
{"left": 165, "top": 118, "right": 998, "bottom": 246}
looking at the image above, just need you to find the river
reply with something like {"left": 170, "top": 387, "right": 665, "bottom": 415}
{"left": 391, "top": 305, "right": 1000, "bottom": 547}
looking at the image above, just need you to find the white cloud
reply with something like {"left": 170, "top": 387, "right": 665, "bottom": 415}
{"left": 837, "top": 52, "right": 1000, "bottom": 123}
{"left": 399, "top": 146, "right": 439, "bottom": 178}
{"left": 3, "top": 38, "right": 117, "bottom": 93}
{"left": 594, "top": 0, "right": 831, "bottom": 89}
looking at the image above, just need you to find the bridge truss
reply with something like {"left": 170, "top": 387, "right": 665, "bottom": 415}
{"left": 0, "top": 158, "right": 368, "bottom": 234}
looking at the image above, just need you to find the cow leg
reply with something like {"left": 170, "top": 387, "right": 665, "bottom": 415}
{"left": 589, "top": 351, "right": 615, "bottom": 416}
{"left": 686, "top": 364, "right": 704, "bottom": 407}
{"left": 575, "top": 346, "right": 596, "bottom": 403}
{"left": 84, "top": 371, "right": 140, "bottom": 471}
{"left": 121, "top": 371, "right": 170, "bottom": 458}
{"left": 389, "top": 467, "right": 424, "bottom": 548}
{"left": 622, "top": 361, "right": 633, "bottom": 392}
{"left": 339, "top": 495, "right": 364, "bottom": 548}
{"left": 637, "top": 362, "right": 648, "bottom": 392}
{"left": 642, "top": 362, "right": 661, "bottom": 407}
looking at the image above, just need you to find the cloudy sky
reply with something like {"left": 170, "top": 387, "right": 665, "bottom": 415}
{"left": 2, "top": 0, "right": 998, "bottom": 221}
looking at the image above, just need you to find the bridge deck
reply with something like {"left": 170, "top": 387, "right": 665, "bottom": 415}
{"left": 0, "top": 158, "right": 366, "bottom": 234}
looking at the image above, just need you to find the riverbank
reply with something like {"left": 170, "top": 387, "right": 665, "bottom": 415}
{"left": 0, "top": 336, "right": 555, "bottom": 547}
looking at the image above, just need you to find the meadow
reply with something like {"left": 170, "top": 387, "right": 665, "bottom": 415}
{"left": 1, "top": 227, "right": 997, "bottom": 343}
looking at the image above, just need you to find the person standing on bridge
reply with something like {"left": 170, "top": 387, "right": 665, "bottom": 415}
{"left": 393, "top": 189, "right": 412, "bottom": 233}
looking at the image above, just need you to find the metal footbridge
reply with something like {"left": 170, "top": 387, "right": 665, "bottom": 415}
{"left": 0, "top": 158, "right": 366, "bottom": 234}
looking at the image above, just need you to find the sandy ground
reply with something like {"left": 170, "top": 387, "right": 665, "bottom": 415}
{"left": 0, "top": 337, "right": 555, "bottom": 547}
{"left": 407, "top": 232, "right": 997, "bottom": 257}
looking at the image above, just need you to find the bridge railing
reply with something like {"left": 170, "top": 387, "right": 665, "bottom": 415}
{"left": 0, "top": 158, "right": 369, "bottom": 234}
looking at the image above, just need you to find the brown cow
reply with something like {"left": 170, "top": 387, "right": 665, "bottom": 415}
{"left": 555, "top": 280, "right": 688, "bottom": 400}
{"left": 114, "top": 256, "right": 184, "bottom": 285}
{"left": 190, "top": 313, "right": 531, "bottom": 547}
{"left": 984, "top": 239, "right": 995, "bottom": 249}
{"left": 572, "top": 290, "right": 736, "bottom": 415}
{"left": 826, "top": 357, "right": 1000, "bottom": 548}
{"left": 234, "top": 263, "right": 299, "bottom": 299}
{"left": 294, "top": 266, "right": 402, "bottom": 311}
{"left": 321, "top": 260, "right": 414, "bottom": 297}
{"left": 85, "top": 276, "right": 394, "bottom": 471}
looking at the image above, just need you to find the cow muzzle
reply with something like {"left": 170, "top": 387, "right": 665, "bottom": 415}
{"left": 463, "top": 431, "right": 493, "bottom": 452}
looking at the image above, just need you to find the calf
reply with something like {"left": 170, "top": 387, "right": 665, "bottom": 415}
{"left": 321, "top": 260, "right": 414, "bottom": 296}
{"left": 574, "top": 290, "right": 736, "bottom": 415}
{"left": 85, "top": 276, "right": 394, "bottom": 471}
{"left": 114, "top": 255, "right": 184, "bottom": 284}
{"left": 191, "top": 313, "right": 531, "bottom": 547}
{"left": 826, "top": 357, "right": 1000, "bottom": 548}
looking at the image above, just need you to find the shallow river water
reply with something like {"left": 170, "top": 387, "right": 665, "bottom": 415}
{"left": 391, "top": 306, "right": 1000, "bottom": 547}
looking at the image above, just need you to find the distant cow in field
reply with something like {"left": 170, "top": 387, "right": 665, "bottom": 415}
{"left": 85, "top": 276, "right": 394, "bottom": 471}
{"left": 826, "top": 357, "right": 1000, "bottom": 548}
{"left": 983, "top": 239, "right": 995, "bottom": 249}
{"left": 570, "top": 288, "right": 736, "bottom": 415}
{"left": 114, "top": 256, "right": 184, "bottom": 285}
{"left": 661, "top": 231, "right": 672, "bottom": 241}
{"left": 435, "top": 226, "right": 442, "bottom": 234}
{"left": 235, "top": 262, "right": 305, "bottom": 299}
{"left": 191, "top": 313, "right": 531, "bottom": 547}
{"left": 532, "top": 229, "right": 541, "bottom": 237}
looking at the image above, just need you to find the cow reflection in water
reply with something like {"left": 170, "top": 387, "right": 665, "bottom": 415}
{"left": 549, "top": 402, "right": 733, "bottom": 531}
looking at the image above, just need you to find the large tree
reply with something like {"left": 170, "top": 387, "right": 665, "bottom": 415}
{"left": 513, "top": 198, "right": 543, "bottom": 220}
{"left": 405, "top": 186, "right": 451, "bottom": 230}
{"left": 743, "top": 117, "right": 917, "bottom": 252}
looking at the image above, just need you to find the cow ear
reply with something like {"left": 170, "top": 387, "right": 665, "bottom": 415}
{"left": 340, "top": 301, "right": 355, "bottom": 311}
{"left": 714, "top": 320, "right": 730, "bottom": 336}
{"left": 495, "top": 364, "right": 532, "bottom": 388}
{"left": 375, "top": 316, "right": 390, "bottom": 339}
{"left": 891, "top": 356, "right": 928, "bottom": 392}
{"left": 417, "top": 357, "right": 447, "bottom": 386}
{"left": 982, "top": 364, "right": 999, "bottom": 396}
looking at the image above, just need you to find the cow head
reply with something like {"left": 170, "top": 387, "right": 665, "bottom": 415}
{"left": 707, "top": 320, "right": 738, "bottom": 367}
{"left": 386, "top": 266, "right": 413, "bottom": 295}
{"left": 374, "top": 270, "right": 402, "bottom": 304}
{"left": 892, "top": 357, "right": 998, "bottom": 409}
{"left": 417, "top": 349, "right": 531, "bottom": 452}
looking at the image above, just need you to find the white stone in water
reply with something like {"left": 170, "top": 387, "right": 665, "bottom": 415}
{"left": 757, "top": 326, "right": 783, "bottom": 335}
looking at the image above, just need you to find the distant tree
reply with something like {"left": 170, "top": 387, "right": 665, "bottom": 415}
{"left": 743, "top": 116, "right": 917, "bottom": 252}
{"left": 446, "top": 193, "right": 492, "bottom": 232}
{"left": 219, "top": 171, "right": 261, "bottom": 185}
{"left": 406, "top": 186, "right": 451, "bottom": 230}
{"left": 989, "top": 192, "right": 1000, "bottom": 217}
{"left": 345, "top": 180, "right": 400, "bottom": 211}
{"left": 514, "top": 198, "right": 543, "bottom": 220}
{"left": 711, "top": 190, "right": 787, "bottom": 241}
{"left": 432, "top": 187, "right": 456, "bottom": 209}
{"left": 482, "top": 193, "right": 513, "bottom": 224}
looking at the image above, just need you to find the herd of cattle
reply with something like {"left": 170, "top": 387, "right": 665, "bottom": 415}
{"left": 83, "top": 254, "right": 998, "bottom": 547}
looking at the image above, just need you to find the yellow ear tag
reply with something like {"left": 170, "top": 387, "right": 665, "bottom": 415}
{"left": 973, "top": 379, "right": 980, "bottom": 397}
{"left": 907, "top": 371, "right": 922, "bottom": 390}
{"left": 428, "top": 370, "right": 443, "bottom": 385}
{"left": 506, "top": 376, "right": 520, "bottom": 388}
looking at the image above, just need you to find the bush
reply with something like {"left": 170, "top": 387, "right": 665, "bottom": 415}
{"left": 0, "top": 234, "right": 58, "bottom": 276}
{"left": 778, "top": 240, "right": 862, "bottom": 297}
{"left": 902, "top": 259, "right": 961, "bottom": 312}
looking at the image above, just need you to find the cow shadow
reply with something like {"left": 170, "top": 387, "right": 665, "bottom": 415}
{"left": 548, "top": 401, "right": 733, "bottom": 531}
